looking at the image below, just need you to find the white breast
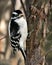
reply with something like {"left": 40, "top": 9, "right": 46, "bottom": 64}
{"left": 15, "top": 17, "right": 28, "bottom": 49}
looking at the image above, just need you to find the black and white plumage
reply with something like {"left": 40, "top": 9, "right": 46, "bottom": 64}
{"left": 8, "top": 10, "right": 28, "bottom": 60}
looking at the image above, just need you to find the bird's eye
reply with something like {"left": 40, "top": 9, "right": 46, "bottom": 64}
{"left": 12, "top": 14, "right": 18, "bottom": 17}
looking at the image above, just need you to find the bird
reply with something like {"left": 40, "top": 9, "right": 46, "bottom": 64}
{"left": 8, "top": 10, "right": 28, "bottom": 60}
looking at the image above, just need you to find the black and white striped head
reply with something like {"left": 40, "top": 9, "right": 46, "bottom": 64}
{"left": 11, "top": 10, "right": 23, "bottom": 19}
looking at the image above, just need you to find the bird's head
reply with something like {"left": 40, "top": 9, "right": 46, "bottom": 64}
{"left": 11, "top": 10, "right": 23, "bottom": 19}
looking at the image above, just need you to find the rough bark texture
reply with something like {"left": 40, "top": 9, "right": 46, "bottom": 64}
{"left": 26, "top": 0, "right": 52, "bottom": 65}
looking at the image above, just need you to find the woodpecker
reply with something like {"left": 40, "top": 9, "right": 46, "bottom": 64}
{"left": 8, "top": 10, "right": 28, "bottom": 60}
